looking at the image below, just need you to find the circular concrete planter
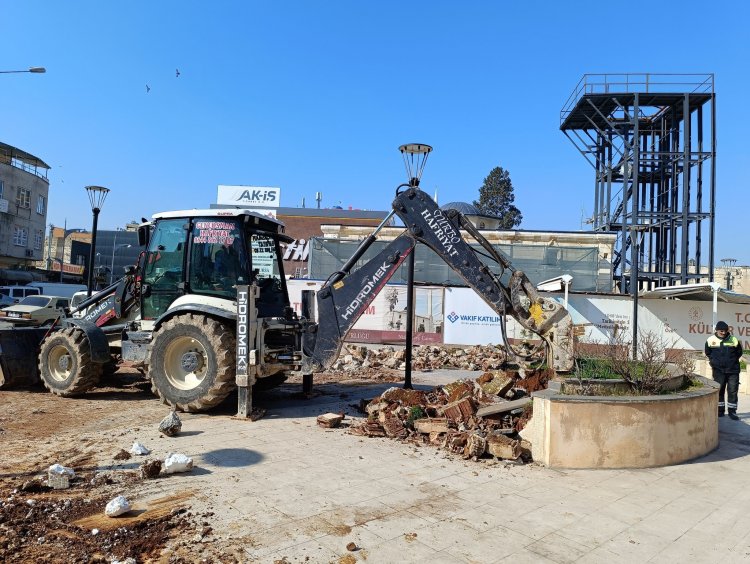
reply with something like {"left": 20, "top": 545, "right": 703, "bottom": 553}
{"left": 559, "top": 373, "right": 687, "bottom": 396}
{"left": 523, "top": 376, "right": 719, "bottom": 469}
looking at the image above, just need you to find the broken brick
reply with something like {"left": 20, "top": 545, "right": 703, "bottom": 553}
{"left": 439, "top": 397, "right": 475, "bottom": 422}
{"left": 382, "top": 415, "right": 407, "bottom": 439}
{"left": 444, "top": 431, "right": 468, "bottom": 454}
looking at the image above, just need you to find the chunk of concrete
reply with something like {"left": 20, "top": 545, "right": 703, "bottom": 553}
{"left": 159, "top": 411, "right": 182, "bottom": 437}
{"left": 47, "top": 464, "right": 74, "bottom": 490}
{"left": 413, "top": 418, "right": 449, "bottom": 434}
{"left": 486, "top": 433, "right": 521, "bottom": 459}
{"left": 130, "top": 441, "right": 151, "bottom": 455}
{"left": 105, "top": 495, "right": 131, "bottom": 517}
{"left": 476, "top": 371, "right": 515, "bottom": 397}
{"left": 475, "top": 398, "right": 530, "bottom": 418}
{"left": 317, "top": 413, "right": 344, "bottom": 428}
{"left": 463, "top": 433, "right": 487, "bottom": 459}
{"left": 163, "top": 453, "right": 193, "bottom": 474}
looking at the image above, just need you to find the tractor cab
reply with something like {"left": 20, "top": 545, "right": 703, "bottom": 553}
{"left": 139, "top": 209, "right": 293, "bottom": 320}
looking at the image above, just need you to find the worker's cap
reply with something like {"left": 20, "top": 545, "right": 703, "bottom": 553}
{"left": 715, "top": 321, "right": 729, "bottom": 331}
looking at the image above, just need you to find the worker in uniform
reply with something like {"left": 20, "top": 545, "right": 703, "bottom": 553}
{"left": 704, "top": 321, "right": 743, "bottom": 420}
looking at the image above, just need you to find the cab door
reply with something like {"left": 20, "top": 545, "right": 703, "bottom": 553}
{"left": 141, "top": 219, "right": 188, "bottom": 320}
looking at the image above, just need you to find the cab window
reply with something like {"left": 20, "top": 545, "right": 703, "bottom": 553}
{"left": 142, "top": 219, "right": 188, "bottom": 319}
{"left": 250, "top": 233, "right": 288, "bottom": 316}
{"left": 188, "top": 218, "right": 249, "bottom": 300}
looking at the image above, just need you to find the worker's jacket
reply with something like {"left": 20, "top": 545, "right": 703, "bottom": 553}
{"left": 705, "top": 333, "right": 743, "bottom": 373}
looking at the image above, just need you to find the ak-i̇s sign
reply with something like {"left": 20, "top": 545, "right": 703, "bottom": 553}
{"left": 217, "top": 185, "right": 280, "bottom": 208}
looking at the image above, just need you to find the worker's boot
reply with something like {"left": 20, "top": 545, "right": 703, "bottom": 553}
{"left": 718, "top": 409, "right": 725, "bottom": 417}
{"left": 728, "top": 410, "right": 739, "bottom": 421}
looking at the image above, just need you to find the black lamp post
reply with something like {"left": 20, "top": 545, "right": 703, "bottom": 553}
{"left": 721, "top": 258, "right": 737, "bottom": 291}
{"left": 85, "top": 186, "right": 110, "bottom": 296}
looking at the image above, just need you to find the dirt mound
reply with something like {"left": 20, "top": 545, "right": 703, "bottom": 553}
{"left": 0, "top": 487, "right": 191, "bottom": 562}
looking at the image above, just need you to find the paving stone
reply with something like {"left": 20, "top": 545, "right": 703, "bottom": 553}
{"left": 104, "top": 374, "right": 750, "bottom": 563}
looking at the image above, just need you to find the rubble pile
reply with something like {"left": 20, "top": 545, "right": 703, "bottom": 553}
{"left": 330, "top": 344, "right": 509, "bottom": 373}
{"left": 349, "top": 368, "right": 553, "bottom": 462}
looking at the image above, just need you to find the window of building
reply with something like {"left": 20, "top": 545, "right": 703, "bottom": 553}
{"left": 13, "top": 226, "right": 28, "bottom": 247}
{"left": 16, "top": 187, "right": 31, "bottom": 209}
{"left": 36, "top": 195, "right": 45, "bottom": 215}
{"left": 34, "top": 230, "right": 43, "bottom": 250}
{"left": 0, "top": 180, "right": 4, "bottom": 199}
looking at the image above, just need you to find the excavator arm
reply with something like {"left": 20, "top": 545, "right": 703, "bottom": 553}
{"left": 302, "top": 186, "right": 574, "bottom": 373}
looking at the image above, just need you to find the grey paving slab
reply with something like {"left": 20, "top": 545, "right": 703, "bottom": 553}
{"left": 112, "top": 372, "right": 750, "bottom": 563}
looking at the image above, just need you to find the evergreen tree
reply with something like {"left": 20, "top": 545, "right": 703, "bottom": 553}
{"left": 473, "top": 166, "right": 522, "bottom": 228}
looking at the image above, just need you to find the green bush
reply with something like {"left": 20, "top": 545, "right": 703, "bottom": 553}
{"left": 574, "top": 358, "right": 621, "bottom": 380}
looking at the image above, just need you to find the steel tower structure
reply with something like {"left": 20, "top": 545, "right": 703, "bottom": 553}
{"left": 560, "top": 73, "right": 716, "bottom": 294}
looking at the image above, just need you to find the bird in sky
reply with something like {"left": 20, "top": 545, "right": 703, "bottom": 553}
{"left": 146, "top": 84, "right": 151, "bottom": 93}
{"left": 176, "top": 68, "right": 180, "bottom": 78}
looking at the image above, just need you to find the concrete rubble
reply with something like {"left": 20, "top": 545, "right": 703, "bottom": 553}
{"left": 47, "top": 464, "right": 75, "bottom": 490}
{"left": 130, "top": 441, "right": 151, "bottom": 455}
{"left": 163, "top": 453, "right": 193, "bottom": 474}
{"left": 158, "top": 411, "right": 182, "bottom": 437}
{"left": 104, "top": 495, "right": 131, "bottom": 517}
{"left": 317, "top": 413, "right": 345, "bottom": 428}
{"left": 349, "top": 368, "right": 552, "bottom": 462}
{"left": 330, "top": 344, "right": 510, "bottom": 372}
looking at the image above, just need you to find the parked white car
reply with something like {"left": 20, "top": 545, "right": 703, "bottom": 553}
{"left": 0, "top": 295, "right": 70, "bottom": 326}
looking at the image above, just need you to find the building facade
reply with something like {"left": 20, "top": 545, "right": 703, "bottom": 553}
{"left": 0, "top": 142, "right": 49, "bottom": 282}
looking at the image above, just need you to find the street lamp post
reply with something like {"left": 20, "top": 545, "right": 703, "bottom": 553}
{"left": 85, "top": 186, "right": 110, "bottom": 297}
{"left": 721, "top": 258, "right": 737, "bottom": 290}
{"left": 0, "top": 67, "right": 46, "bottom": 74}
{"left": 110, "top": 244, "right": 132, "bottom": 285}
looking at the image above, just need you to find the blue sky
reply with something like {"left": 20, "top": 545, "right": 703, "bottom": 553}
{"left": 3, "top": 1, "right": 748, "bottom": 262}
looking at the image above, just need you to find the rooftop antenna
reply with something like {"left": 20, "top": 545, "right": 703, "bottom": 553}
{"left": 315, "top": 191, "right": 322, "bottom": 209}
{"left": 399, "top": 143, "right": 432, "bottom": 188}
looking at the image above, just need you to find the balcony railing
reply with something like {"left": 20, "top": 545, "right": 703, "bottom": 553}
{"left": 561, "top": 73, "right": 714, "bottom": 125}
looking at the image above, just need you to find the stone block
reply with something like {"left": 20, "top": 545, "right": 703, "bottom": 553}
{"left": 413, "top": 418, "right": 449, "bottom": 434}
{"left": 317, "top": 413, "right": 344, "bottom": 428}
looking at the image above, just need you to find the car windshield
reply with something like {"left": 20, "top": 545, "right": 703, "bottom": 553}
{"left": 19, "top": 296, "right": 50, "bottom": 307}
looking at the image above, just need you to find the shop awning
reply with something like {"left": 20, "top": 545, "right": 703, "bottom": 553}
{"left": 640, "top": 282, "right": 750, "bottom": 305}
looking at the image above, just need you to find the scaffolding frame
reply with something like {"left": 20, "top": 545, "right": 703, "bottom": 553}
{"left": 561, "top": 73, "right": 716, "bottom": 293}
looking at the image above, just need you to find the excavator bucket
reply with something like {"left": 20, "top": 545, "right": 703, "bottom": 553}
{"left": 0, "top": 327, "right": 49, "bottom": 389}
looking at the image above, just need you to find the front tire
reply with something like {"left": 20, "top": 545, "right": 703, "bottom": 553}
{"left": 147, "top": 314, "right": 236, "bottom": 412}
{"left": 39, "top": 328, "right": 103, "bottom": 396}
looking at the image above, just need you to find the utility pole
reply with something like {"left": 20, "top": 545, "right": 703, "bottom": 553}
{"left": 46, "top": 224, "right": 54, "bottom": 271}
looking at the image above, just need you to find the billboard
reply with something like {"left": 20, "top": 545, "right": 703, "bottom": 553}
{"left": 217, "top": 185, "right": 280, "bottom": 208}
{"left": 443, "top": 287, "right": 504, "bottom": 345}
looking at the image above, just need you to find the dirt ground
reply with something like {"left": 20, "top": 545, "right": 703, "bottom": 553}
{"left": 0, "top": 366, "right": 405, "bottom": 563}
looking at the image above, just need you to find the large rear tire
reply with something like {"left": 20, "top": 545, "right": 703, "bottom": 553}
{"left": 39, "top": 328, "right": 103, "bottom": 396}
{"left": 147, "top": 314, "right": 236, "bottom": 412}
